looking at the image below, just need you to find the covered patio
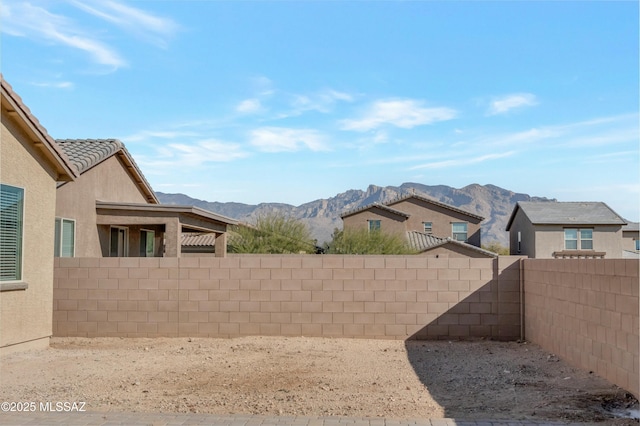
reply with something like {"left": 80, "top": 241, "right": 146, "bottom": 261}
{"left": 95, "top": 201, "right": 237, "bottom": 257}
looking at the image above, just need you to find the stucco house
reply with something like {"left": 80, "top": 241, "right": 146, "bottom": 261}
{"left": 506, "top": 201, "right": 627, "bottom": 259}
{"left": 621, "top": 222, "right": 639, "bottom": 258}
{"left": 1, "top": 77, "right": 78, "bottom": 354}
{"left": 341, "top": 193, "right": 492, "bottom": 257}
{"left": 54, "top": 139, "right": 237, "bottom": 258}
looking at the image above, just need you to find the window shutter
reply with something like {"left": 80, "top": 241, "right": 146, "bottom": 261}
{"left": 0, "top": 185, "right": 24, "bottom": 281}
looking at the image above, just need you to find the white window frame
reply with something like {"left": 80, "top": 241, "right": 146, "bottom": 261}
{"left": 423, "top": 222, "right": 433, "bottom": 234}
{"left": 140, "top": 229, "right": 155, "bottom": 257}
{"left": 368, "top": 219, "right": 381, "bottom": 232}
{"left": 0, "top": 184, "right": 25, "bottom": 283}
{"left": 110, "top": 226, "right": 129, "bottom": 257}
{"left": 564, "top": 228, "right": 593, "bottom": 250}
{"left": 54, "top": 217, "right": 76, "bottom": 257}
{"left": 451, "top": 222, "right": 468, "bottom": 242}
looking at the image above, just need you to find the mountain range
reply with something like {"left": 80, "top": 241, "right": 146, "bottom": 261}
{"left": 156, "top": 183, "right": 556, "bottom": 246}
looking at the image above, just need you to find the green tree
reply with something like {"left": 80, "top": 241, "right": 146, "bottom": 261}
{"left": 228, "top": 213, "right": 317, "bottom": 254}
{"left": 326, "top": 228, "right": 417, "bottom": 255}
{"left": 482, "top": 241, "right": 510, "bottom": 255}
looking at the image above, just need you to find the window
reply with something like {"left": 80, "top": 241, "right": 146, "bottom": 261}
{"left": 636, "top": 240, "right": 640, "bottom": 251}
{"left": 517, "top": 231, "right": 522, "bottom": 253}
{"left": 0, "top": 184, "right": 24, "bottom": 281}
{"left": 564, "top": 228, "right": 593, "bottom": 250}
{"left": 110, "top": 227, "right": 128, "bottom": 257}
{"left": 140, "top": 230, "right": 155, "bottom": 257}
{"left": 452, "top": 222, "right": 467, "bottom": 242}
{"left": 54, "top": 218, "right": 75, "bottom": 257}
{"left": 368, "top": 220, "right": 381, "bottom": 232}
{"left": 423, "top": 222, "right": 433, "bottom": 234}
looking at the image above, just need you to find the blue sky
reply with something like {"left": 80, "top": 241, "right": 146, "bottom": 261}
{"left": 2, "top": 1, "right": 638, "bottom": 221}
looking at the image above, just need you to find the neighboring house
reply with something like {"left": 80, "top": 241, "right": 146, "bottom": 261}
{"left": 341, "top": 193, "right": 489, "bottom": 257}
{"left": 1, "top": 77, "right": 77, "bottom": 354}
{"left": 621, "top": 222, "right": 639, "bottom": 258}
{"left": 506, "top": 201, "right": 627, "bottom": 259}
{"left": 54, "top": 139, "right": 237, "bottom": 258}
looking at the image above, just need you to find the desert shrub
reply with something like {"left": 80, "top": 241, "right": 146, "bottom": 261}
{"left": 326, "top": 228, "right": 417, "bottom": 255}
{"left": 228, "top": 213, "right": 316, "bottom": 254}
{"left": 482, "top": 241, "right": 510, "bottom": 255}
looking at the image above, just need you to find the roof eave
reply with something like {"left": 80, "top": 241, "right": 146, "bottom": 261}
{"left": 96, "top": 201, "right": 238, "bottom": 226}
{"left": 1, "top": 77, "right": 77, "bottom": 181}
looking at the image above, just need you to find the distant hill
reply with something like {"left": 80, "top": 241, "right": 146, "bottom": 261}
{"left": 157, "top": 183, "right": 555, "bottom": 246}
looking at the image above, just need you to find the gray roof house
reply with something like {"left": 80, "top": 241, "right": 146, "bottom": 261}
{"left": 54, "top": 139, "right": 237, "bottom": 258}
{"left": 505, "top": 201, "right": 627, "bottom": 258}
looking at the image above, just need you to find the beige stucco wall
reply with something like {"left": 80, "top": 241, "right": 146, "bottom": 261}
{"left": 533, "top": 225, "right": 624, "bottom": 258}
{"left": 389, "top": 199, "right": 483, "bottom": 246}
{"left": 341, "top": 206, "right": 407, "bottom": 236}
{"left": 622, "top": 230, "right": 639, "bottom": 251}
{"left": 0, "top": 112, "right": 59, "bottom": 354}
{"left": 55, "top": 155, "right": 151, "bottom": 257}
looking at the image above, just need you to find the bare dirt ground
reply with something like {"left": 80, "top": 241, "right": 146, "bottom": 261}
{"left": 0, "top": 336, "right": 637, "bottom": 424}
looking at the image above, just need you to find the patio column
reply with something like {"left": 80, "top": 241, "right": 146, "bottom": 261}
{"left": 215, "top": 232, "right": 227, "bottom": 258}
{"left": 164, "top": 218, "right": 182, "bottom": 257}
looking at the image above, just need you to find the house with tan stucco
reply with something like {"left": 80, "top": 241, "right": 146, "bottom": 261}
{"left": 341, "top": 193, "right": 494, "bottom": 258}
{"left": 506, "top": 201, "right": 627, "bottom": 258}
{"left": 54, "top": 139, "right": 237, "bottom": 258}
{"left": 1, "top": 76, "right": 78, "bottom": 354}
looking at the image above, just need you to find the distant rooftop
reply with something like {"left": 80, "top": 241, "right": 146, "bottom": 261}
{"left": 506, "top": 201, "right": 626, "bottom": 230}
{"left": 406, "top": 231, "right": 497, "bottom": 257}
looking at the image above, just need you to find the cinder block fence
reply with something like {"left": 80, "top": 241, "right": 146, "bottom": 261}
{"left": 53, "top": 255, "right": 522, "bottom": 341}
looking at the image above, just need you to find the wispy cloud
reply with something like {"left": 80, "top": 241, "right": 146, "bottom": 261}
{"left": 68, "top": 0, "right": 179, "bottom": 48}
{"left": 137, "top": 139, "right": 248, "bottom": 171}
{"left": 250, "top": 127, "right": 328, "bottom": 152}
{"left": 121, "top": 130, "right": 200, "bottom": 143}
{"left": 1, "top": 1, "right": 126, "bottom": 70}
{"left": 411, "top": 151, "right": 516, "bottom": 170}
{"left": 340, "top": 99, "right": 457, "bottom": 131}
{"left": 1, "top": 0, "right": 178, "bottom": 71}
{"left": 487, "top": 93, "right": 538, "bottom": 115}
{"left": 30, "top": 81, "right": 75, "bottom": 89}
{"left": 236, "top": 99, "right": 263, "bottom": 114}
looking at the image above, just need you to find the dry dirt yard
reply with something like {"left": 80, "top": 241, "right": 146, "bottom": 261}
{"left": 1, "top": 336, "right": 638, "bottom": 424}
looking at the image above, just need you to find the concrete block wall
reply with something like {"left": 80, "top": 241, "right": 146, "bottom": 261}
{"left": 53, "top": 255, "right": 522, "bottom": 341}
{"left": 523, "top": 259, "right": 639, "bottom": 398}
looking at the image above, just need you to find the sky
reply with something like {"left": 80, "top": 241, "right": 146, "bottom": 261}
{"left": 1, "top": 1, "right": 639, "bottom": 221}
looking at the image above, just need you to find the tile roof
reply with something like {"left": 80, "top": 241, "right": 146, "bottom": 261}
{"left": 506, "top": 201, "right": 626, "bottom": 230}
{"left": 387, "top": 194, "right": 484, "bottom": 221}
{"left": 56, "top": 139, "right": 159, "bottom": 204}
{"left": 340, "top": 193, "right": 483, "bottom": 221}
{"left": 623, "top": 222, "right": 639, "bottom": 232}
{"left": 406, "top": 231, "right": 497, "bottom": 257}
{"left": 341, "top": 202, "right": 411, "bottom": 219}
{"left": 1, "top": 76, "right": 77, "bottom": 181}
{"left": 55, "top": 139, "right": 122, "bottom": 174}
{"left": 182, "top": 233, "right": 217, "bottom": 247}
